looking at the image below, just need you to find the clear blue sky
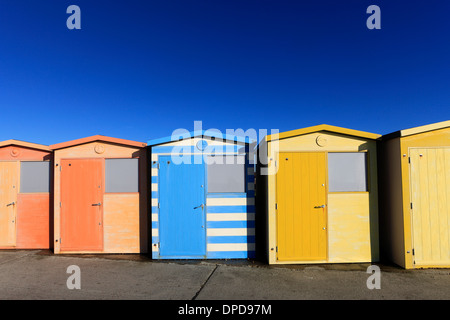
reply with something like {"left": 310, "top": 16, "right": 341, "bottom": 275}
{"left": 0, "top": 1, "right": 449, "bottom": 145}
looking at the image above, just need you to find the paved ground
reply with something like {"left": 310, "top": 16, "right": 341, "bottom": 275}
{"left": 0, "top": 250, "right": 448, "bottom": 300}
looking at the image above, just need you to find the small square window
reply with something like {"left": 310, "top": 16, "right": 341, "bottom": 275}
{"left": 105, "top": 159, "right": 139, "bottom": 193}
{"left": 207, "top": 155, "right": 245, "bottom": 193}
{"left": 20, "top": 161, "right": 50, "bottom": 193}
{"left": 328, "top": 152, "right": 368, "bottom": 192}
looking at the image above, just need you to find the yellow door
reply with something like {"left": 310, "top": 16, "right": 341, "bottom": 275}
{"left": 410, "top": 148, "right": 450, "bottom": 267}
{"left": 0, "top": 162, "right": 18, "bottom": 246}
{"left": 276, "top": 152, "right": 327, "bottom": 261}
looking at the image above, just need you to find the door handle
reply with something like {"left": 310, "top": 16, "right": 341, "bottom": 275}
{"left": 92, "top": 203, "right": 101, "bottom": 206}
{"left": 314, "top": 205, "right": 325, "bottom": 208}
{"left": 6, "top": 202, "right": 15, "bottom": 207}
{"left": 194, "top": 204, "right": 204, "bottom": 210}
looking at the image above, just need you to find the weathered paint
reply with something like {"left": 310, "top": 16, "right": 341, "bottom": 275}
{"left": 103, "top": 193, "right": 140, "bottom": 253}
{"left": 258, "top": 125, "right": 380, "bottom": 264}
{"left": 15, "top": 194, "right": 50, "bottom": 249}
{"left": 0, "top": 141, "right": 52, "bottom": 250}
{"left": 51, "top": 136, "right": 148, "bottom": 254}
{"left": 149, "top": 133, "right": 255, "bottom": 259}
{"left": 327, "top": 193, "right": 372, "bottom": 262}
{"left": 379, "top": 121, "right": 450, "bottom": 269}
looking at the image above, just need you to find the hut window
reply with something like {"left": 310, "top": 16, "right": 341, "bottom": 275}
{"left": 328, "top": 152, "right": 368, "bottom": 192}
{"left": 20, "top": 161, "right": 50, "bottom": 193}
{"left": 105, "top": 159, "right": 139, "bottom": 193}
{"left": 207, "top": 155, "right": 245, "bottom": 193}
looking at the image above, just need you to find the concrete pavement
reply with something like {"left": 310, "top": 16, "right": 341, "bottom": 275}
{"left": 0, "top": 250, "right": 448, "bottom": 300}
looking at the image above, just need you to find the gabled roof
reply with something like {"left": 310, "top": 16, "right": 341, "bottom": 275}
{"left": 382, "top": 120, "right": 450, "bottom": 140}
{"left": 266, "top": 124, "right": 380, "bottom": 142}
{"left": 50, "top": 135, "right": 146, "bottom": 150}
{"left": 0, "top": 139, "right": 51, "bottom": 151}
{"left": 147, "top": 130, "right": 254, "bottom": 146}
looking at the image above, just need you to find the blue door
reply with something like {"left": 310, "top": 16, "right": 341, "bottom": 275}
{"left": 158, "top": 155, "right": 206, "bottom": 258}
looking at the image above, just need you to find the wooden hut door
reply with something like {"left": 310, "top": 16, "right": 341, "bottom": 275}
{"left": 158, "top": 155, "right": 206, "bottom": 258}
{"left": 410, "top": 148, "right": 450, "bottom": 267}
{"left": 276, "top": 152, "right": 327, "bottom": 261}
{"left": 0, "top": 162, "right": 18, "bottom": 246}
{"left": 60, "top": 159, "right": 103, "bottom": 251}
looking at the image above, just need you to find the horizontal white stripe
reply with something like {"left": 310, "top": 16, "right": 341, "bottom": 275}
{"left": 152, "top": 228, "right": 158, "bottom": 237}
{"left": 207, "top": 198, "right": 253, "bottom": 206}
{"left": 151, "top": 214, "right": 158, "bottom": 222}
{"left": 207, "top": 243, "right": 255, "bottom": 252}
{"left": 207, "top": 228, "right": 255, "bottom": 236}
{"left": 247, "top": 182, "right": 254, "bottom": 191}
{"left": 151, "top": 168, "right": 158, "bottom": 176}
{"left": 152, "top": 245, "right": 158, "bottom": 252}
{"left": 247, "top": 168, "right": 254, "bottom": 175}
{"left": 151, "top": 199, "right": 158, "bottom": 207}
{"left": 207, "top": 213, "right": 255, "bottom": 221}
{"left": 151, "top": 154, "right": 158, "bottom": 161}
{"left": 151, "top": 183, "right": 158, "bottom": 190}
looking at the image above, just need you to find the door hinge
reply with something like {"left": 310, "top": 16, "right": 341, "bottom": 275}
{"left": 276, "top": 246, "right": 278, "bottom": 252}
{"left": 158, "top": 203, "right": 160, "bottom": 209}
{"left": 412, "top": 248, "right": 415, "bottom": 256}
{"left": 157, "top": 163, "right": 160, "bottom": 169}
{"left": 408, "top": 157, "right": 411, "bottom": 164}
{"left": 60, "top": 202, "right": 62, "bottom": 208}
{"left": 410, "top": 202, "right": 413, "bottom": 210}
{"left": 275, "top": 203, "right": 278, "bottom": 210}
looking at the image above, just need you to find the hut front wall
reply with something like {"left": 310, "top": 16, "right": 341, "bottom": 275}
{"left": 0, "top": 146, "right": 51, "bottom": 250}
{"left": 151, "top": 137, "right": 255, "bottom": 259}
{"left": 266, "top": 131, "right": 379, "bottom": 264}
{"left": 53, "top": 141, "right": 147, "bottom": 254}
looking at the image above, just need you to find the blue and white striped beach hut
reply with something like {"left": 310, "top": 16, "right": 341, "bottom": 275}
{"left": 148, "top": 130, "right": 255, "bottom": 259}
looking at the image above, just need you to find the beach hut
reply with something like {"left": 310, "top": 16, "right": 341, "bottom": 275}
{"left": 256, "top": 125, "right": 380, "bottom": 264}
{"left": 0, "top": 140, "right": 52, "bottom": 249}
{"left": 148, "top": 130, "right": 255, "bottom": 259}
{"left": 379, "top": 120, "right": 450, "bottom": 269}
{"left": 50, "top": 135, "right": 148, "bottom": 254}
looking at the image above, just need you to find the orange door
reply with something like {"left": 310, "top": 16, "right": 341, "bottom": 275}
{"left": 0, "top": 162, "right": 18, "bottom": 246}
{"left": 60, "top": 159, "right": 103, "bottom": 251}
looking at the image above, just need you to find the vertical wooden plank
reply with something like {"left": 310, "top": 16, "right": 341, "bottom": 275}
{"left": 419, "top": 149, "right": 431, "bottom": 263}
{"left": 285, "top": 153, "right": 294, "bottom": 258}
{"left": 426, "top": 149, "right": 439, "bottom": 261}
{"left": 318, "top": 152, "right": 327, "bottom": 259}
{"left": 446, "top": 149, "right": 450, "bottom": 264}
{"left": 310, "top": 153, "right": 319, "bottom": 258}
{"left": 302, "top": 153, "right": 311, "bottom": 257}
{"left": 435, "top": 148, "right": 449, "bottom": 261}
{"left": 0, "top": 162, "right": 18, "bottom": 247}
{"left": 410, "top": 149, "right": 421, "bottom": 263}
